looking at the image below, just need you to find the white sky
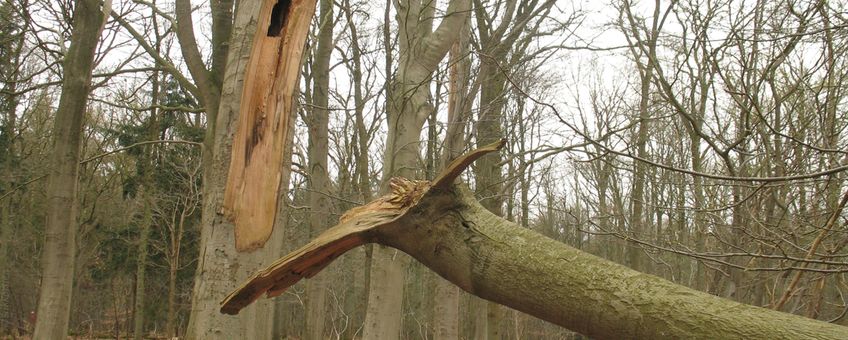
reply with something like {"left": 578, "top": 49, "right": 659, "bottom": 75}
{"left": 13, "top": 0, "right": 847, "bottom": 224}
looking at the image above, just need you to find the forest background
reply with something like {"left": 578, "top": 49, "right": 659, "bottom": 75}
{"left": 2, "top": 0, "right": 848, "bottom": 338}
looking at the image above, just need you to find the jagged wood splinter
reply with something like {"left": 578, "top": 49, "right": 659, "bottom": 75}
{"left": 220, "top": 139, "right": 505, "bottom": 315}
{"left": 223, "top": 0, "right": 318, "bottom": 252}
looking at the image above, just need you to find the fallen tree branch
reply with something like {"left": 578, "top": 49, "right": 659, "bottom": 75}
{"left": 221, "top": 141, "right": 848, "bottom": 339}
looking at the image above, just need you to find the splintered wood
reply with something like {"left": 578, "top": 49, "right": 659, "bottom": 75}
{"left": 220, "top": 178, "right": 428, "bottom": 315}
{"left": 223, "top": 0, "right": 318, "bottom": 252}
{"left": 220, "top": 140, "right": 505, "bottom": 314}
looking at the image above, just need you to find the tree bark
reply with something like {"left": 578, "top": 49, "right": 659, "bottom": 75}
{"left": 472, "top": 2, "right": 559, "bottom": 335}
{"left": 166, "top": 253, "right": 178, "bottom": 336}
{"left": 222, "top": 142, "right": 848, "bottom": 340}
{"left": 222, "top": 0, "right": 316, "bottom": 252}
{"left": 340, "top": 1, "right": 371, "bottom": 334}
{"left": 431, "top": 25, "right": 471, "bottom": 340}
{"left": 304, "top": 0, "right": 333, "bottom": 337}
{"left": 184, "top": 0, "right": 305, "bottom": 337}
{"left": 133, "top": 178, "right": 153, "bottom": 340}
{"left": 363, "top": 1, "right": 469, "bottom": 338}
{"left": 33, "top": 0, "right": 105, "bottom": 338}
{"left": 386, "top": 187, "right": 848, "bottom": 339}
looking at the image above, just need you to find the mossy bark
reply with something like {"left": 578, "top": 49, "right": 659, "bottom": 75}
{"left": 223, "top": 143, "right": 848, "bottom": 340}
{"left": 381, "top": 186, "right": 848, "bottom": 339}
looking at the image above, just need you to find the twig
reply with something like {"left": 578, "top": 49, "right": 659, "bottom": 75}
{"left": 773, "top": 190, "right": 848, "bottom": 310}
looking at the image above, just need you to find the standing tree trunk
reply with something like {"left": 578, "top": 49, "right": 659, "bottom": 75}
{"left": 184, "top": 0, "right": 318, "bottom": 337}
{"left": 133, "top": 58, "right": 161, "bottom": 339}
{"left": 344, "top": 1, "right": 372, "bottom": 335}
{"left": 33, "top": 0, "right": 106, "bottom": 338}
{"left": 431, "top": 21, "right": 472, "bottom": 339}
{"left": 133, "top": 77, "right": 159, "bottom": 340}
{"left": 305, "top": 0, "right": 333, "bottom": 337}
{"left": 473, "top": 56, "right": 506, "bottom": 340}
{"left": 620, "top": 0, "right": 661, "bottom": 274}
{"left": 133, "top": 18, "right": 164, "bottom": 333}
{"left": 363, "top": 1, "right": 469, "bottom": 338}
{"left": 165, "top": 217, "right": 181, "bottom": 337}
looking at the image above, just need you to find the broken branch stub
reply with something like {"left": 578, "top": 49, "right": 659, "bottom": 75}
{"left": 223, "top": 0, "right": 318, "bottom": 252}
{"left": 219, "top": 140, "right": 505, "bottom": 315}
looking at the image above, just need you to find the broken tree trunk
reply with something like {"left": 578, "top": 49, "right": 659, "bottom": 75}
{"left": 223, "top": 0, "right": 317, "bottom": 252}
{"left": 221, "top": 141, "right": 848, "bottom": 339}
{"left": 185, "top": 0, "right": 302, "bottom": 337}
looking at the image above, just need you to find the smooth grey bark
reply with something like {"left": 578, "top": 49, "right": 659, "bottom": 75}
{"left": 472, "top": 1, "right": 559, "bottom": 335}
{"left": 431, "top": 19, "right": 472, "bottom": 340}
{"left": 33, "top": 0, "right": 105, "bottom": 338}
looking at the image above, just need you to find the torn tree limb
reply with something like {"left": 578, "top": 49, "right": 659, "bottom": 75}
{"left": 220, "top": 140, "right": 504, "bottom": 313}
{"left": 221, "top": 142, "right": 848, "bottom": 339}
{"left": 218, "top": 177, "right": 424, "bottom": 315}
{"left": 223, "top": 0, "right": 317, "bottom": 252}
{"left": 433, "top": 138, "right": 505, "bottom": 189}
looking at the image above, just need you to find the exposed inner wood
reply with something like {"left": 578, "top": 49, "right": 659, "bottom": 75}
{"left": 222, "top": 0, "right": 318, "bottom": 252}
{"left": 266, "top": 0, "right": 291, "bottom": 37}
{"left": 220, "top": 140, "right": 504, "bottom": 313}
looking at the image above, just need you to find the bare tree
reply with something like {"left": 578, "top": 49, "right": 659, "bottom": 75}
{"left": 304, "top": 0, "right": 334, "bottom": 337}
{"left": 363, "top": 0, "right": 470, "bottom": 338}
{"left": 33, "top": 0, "right": 108, "bottom": 337}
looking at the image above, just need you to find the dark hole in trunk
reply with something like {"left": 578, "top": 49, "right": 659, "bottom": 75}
{"left": 267, "top": 0, "right": 292, "bottom": 37}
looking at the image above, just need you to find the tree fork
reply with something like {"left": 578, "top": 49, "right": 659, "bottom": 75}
{"left": 221, "top": 140, "right": 848, "bottom": 339}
